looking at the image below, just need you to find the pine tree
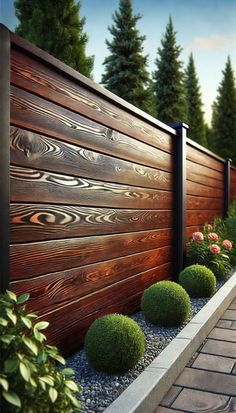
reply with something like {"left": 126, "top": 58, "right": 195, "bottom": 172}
{"left": 211, "top": 57, "right": 236, "bottom": 165}
{"left": 102, "top": 0, "right": 153, "bottom": 114}
{"left": 153, "top": 17, "right": 187, "bottom": 125}
{"left": 185, "top": 53, "right": 206, "bottom": 146}
{"left": 14, "top": 0, "right": 94, "bottom": 78}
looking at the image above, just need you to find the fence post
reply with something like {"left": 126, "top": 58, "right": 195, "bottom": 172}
{"left": 224, "top": 158, "right": 231, "bottom": 217}
{"left": 0, "top": 25, "right": 10, "bottom": 294}
{"left": 171, "top": 122, "right": 189, "bottom": 279}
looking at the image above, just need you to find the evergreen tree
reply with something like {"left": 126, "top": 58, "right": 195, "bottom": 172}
{"left": 211, "top": 57, "right": 236, "bottom": 165}
{"left": 153, "top": 17, "right": 187, "bottom": 125}
{"left": 185, "top": 53, "right": 206, "bottom": 146}
{"left": 102, "top": 0, "right": 153, "bottom": 114}
{"left": 14, "top": 0, "right": 94, "bottom": 78}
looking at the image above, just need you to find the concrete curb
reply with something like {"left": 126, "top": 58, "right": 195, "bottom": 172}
{"left": 104, "top": 269, "right": 236, "bottom": 413}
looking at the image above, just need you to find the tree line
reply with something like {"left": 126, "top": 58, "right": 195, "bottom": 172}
{"left": 14, "top": 0, "right": 236, "bottom": 164}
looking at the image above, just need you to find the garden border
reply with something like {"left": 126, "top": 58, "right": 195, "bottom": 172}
{"left": 104, "top": 269, "right": 236, "bottom": 413}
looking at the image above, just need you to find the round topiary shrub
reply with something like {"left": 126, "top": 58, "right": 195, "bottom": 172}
{"left": 84, "top": 314, "right": 145, "bottom": 374}
{"left": 179, "top": 264, "right": 216, "bottom": 297}
{"left": 141, "top": 281, "right": 191, "bottom": 326}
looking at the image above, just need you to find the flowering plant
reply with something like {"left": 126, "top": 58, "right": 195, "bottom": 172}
{"left": 187, "top": 223, "right": 232, "bottom": 280}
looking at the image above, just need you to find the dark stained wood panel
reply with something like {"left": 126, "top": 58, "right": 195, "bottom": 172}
{"left": 11, "top": 246, "right": 173, "bottom": 311}
{"left": 11, "top": 48, "right": 174, "bottom": 154}
{"left": 11, "top": 262, "right": 172, "bottom": 352}
{"left": 186, "top": 195, "right": 224, "bottom": 211}
{"left": 10, "top": 126, "right": 173, "bottom": 191}
{"left": 10, "top": 228, "right": 172, "bottom": 279}
{"left": 186, "top": 210, "right": 223, "bottom": 226}
{"left": 187, "top": 168, "right": 223, "bottom": 189}
{"left": 10, "top": 165, "right": 173, "bottom": 210}
{"left": 186, "top": 160, "right": 223, "bottom": 182}
{"left": 230, "top": 169, "right": 236, "bottom": 201}
{"left": 186, "top": 180, "right": 223, "bottom": 198}
{"left": 10, "top": 87, "right": 173, "bottom": 172}
{"left": 187, "top": 145, "right": 224, "bottom": 172}
{"left": 10, "top": 204, "right": 173, "bottom": 242}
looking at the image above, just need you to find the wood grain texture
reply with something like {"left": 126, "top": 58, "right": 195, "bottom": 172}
{"left": 186, "top": 180, "right": 223, "bottom": 198}
{"left": 10, "top": 228, "right": 172, "bottom": 279}
{"left": 11, "top": 49, "right": 174, "bottom": 153}
{"left": 10, "top": 86, "right": 173, "bottom": 172}
{"left": 11, "top": 262, "right": 172, "bottom": 352}
{"left": 10, "top": 165, "right": 173, "bottom": 210}
{"left": 187, "top": 160, "right": 223, "bottom": 183}
{"left": 187, "top": 145, "right": 224, "bottom": 172}
{"left": 186, "top": 195, "right": 224, "bottom": 211}
{"left": 230, "top": 169, "right": 236, "bottom": 201}
{"left": 187, "top": 166, "right": 223, "bottom": 189}
{"left": 10, "top": 126, "right": 173, "bottom": 191}
{"left": 11, "top": 246, "right": 172, "bottom": 312}
{"left": 10, "top": 204, "right": 173, "bottom": 242}
{"left": 186, "top": 210, "right": 223, "bottom": 226}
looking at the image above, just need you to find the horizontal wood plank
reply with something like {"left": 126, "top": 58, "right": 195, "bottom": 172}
{"left": 187, "top": 166, "right": 223, "bottom": 189}
{"left": 11, "top": 262, "right": 171, "bottom": 352}
{"left": 10, "top": 86, "right": 173, "bottom": 172}
{"left": 186, "top": 210, "right": 223, "bottom": 226}
{"left": 186, "top": 195, "right": 224, "bottom": 211}
{"left": 187, "top": 145, "right": 224, "bottom": 172}
{"left": 10, "top": 165, "right": 173, "bottom": 209}
{"left": 187, "top": 160, "right": 223, "bottom": 182}
{"left": 11, "top": 48, "right": 174, "bottom": 153}
{"left": 10, "top": 204, "right": 173, "bottom": 242}
{"left": 11, "top": 246, "right": 172, "bottom": 313}
{"left": 10, "top": 126, "right": 172, "bottom": 191}
{"left": 186, "top": 180, "right": 223, "bottom": 198}
{"left": 10, "top": 228, "right": 172, "bottom": 279}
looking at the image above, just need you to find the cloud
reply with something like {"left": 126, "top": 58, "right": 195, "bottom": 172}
{"left": 187, "top": 34, "right": 236, "bottom": 50}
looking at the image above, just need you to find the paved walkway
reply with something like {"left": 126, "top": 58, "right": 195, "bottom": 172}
{"left": 156, "top": 298, "right": 236, "bottom": 413}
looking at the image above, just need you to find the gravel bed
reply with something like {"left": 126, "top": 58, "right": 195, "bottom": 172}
{"left": 66, "top": 280, "right": 224, "bottom": 413}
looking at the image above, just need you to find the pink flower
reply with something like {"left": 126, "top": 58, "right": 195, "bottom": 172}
{"left": 208, "top": 232, "right": 218, "bottom": 241}
{"left": 208, "top": 224, "right": 213, "bottom": 230}
{"left": 222, "top": 240, "right": 233, "bottom": 250}
{"left": 210, "top": 244, "right": 221, "bottom": 254}
{"left": 192, "top": 232, "right": 204, "bottom": 241}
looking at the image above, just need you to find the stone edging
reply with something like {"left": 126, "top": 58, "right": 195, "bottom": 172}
{"left": 104, "top": 270, "right": 236, "bottom": 413}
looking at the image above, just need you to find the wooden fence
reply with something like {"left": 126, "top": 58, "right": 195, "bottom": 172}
{"left": 0, "top": 24, "right": 235, "bottom": 354}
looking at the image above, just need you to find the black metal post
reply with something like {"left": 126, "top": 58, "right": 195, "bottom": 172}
{"left": 0, "top": 24, "right": 10, "bottom": 293}
{"left": 224, "top": 158, "right": 231, "bottom": 217}
{"left": 171, "top": 122, "right": 188, "bottom": 279}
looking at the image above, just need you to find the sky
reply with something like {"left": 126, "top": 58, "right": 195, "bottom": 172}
{"left": 1, "top": 0, "right": 236, "bottom": 125}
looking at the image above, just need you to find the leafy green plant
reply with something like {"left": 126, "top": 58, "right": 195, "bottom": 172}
{"left": 187, "top": 225, "right": 233, "bottom": 279}
{"left": 141, "top": 281, "right": 191, "bottom": 326}
{"left": 0, "top": 290, "right": 80, "bottom": 412}
{"left": 84, "top": 314, "right": 145, "bottom": 374}
{"left": 179, "top": 264, "right": 216, "bottom": 297}
{"left": 212, "top": 200, "right": 236, "bottom": 266}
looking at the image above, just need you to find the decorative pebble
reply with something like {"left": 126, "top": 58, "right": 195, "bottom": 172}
{"left": 67, "top": 280, "right": 224, "bottom": 413}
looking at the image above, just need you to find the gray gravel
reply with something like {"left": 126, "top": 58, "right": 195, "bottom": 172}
{"left": 66, "top": 281, "right": 224, "bottom": 413}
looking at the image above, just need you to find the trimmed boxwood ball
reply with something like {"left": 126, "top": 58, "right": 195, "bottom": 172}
{"left": 84, "top": 313, "right": 145, "bottom": 374}
{"left": 141, "top": 281, "right": 191, "bottom": 326}
{"left": 179, "top": 264, "right": 216, "bottom": 297}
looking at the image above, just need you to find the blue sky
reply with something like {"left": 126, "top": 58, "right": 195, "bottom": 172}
{"left": 1, "top": 0, "right": 236, "bottom": 124}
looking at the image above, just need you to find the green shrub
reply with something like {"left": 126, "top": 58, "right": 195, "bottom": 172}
{"left": 0, "top": 290, "right": 80, "bottom": 412}
{"left": 141, "top": 281, "right": 191, "bottom": 326}
{"left": 84, "top": 314, "right": 145, "bottom": 374}
{"left": 179, "top": 264, "right": 216, "bottom": 297}
{"left": 187, "top": 226, "right": 233, "bottom": 279}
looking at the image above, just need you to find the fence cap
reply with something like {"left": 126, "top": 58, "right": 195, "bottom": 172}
{"left": 170, "top": 122, "right": 189, "bottom": 130}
